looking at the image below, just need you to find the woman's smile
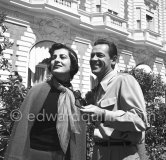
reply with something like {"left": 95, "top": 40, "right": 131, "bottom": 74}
{"left": 50, "top": 48, "right": 71, "bottom": 81}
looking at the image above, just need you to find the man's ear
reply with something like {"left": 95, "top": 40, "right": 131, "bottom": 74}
{"left": 112, "top": 55, "right": 117, "bottom": 62}
{"left": 111, "top": 55, "right": 117, "bottom": 65}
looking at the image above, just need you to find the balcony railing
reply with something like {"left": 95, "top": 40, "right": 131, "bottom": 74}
{"left": 90, "top": 12, "right": 127, "bottom": 34}
{"left": 131, "top": 29, "right": 162, "bottom": 46}
{"left": 19, "top": 0, "right": 76, "bottom": 8}
{"left": 91, "top": 12, "right": 126, "bottom": 27}
{"left": 103, "top": 12, "right": 127, "bottom": 32}
{"left": 144, "top": 29, "right": 161, "bottom": 43}
{"left": 53, "top": 0, "right": 71, "bottom": 7}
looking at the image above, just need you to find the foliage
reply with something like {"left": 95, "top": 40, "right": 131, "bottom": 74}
{"left": 128, "top": 68, "right": 166, "bottom": 160}
{"left": 0, "top": 77, "right": 27, "bottom": 110}
{"left": 129, "top": 69, "right": 165, "bottom": 104}
{"left": 0, "top": 12, "right": 13, "bottom": 71}
{"left": 0, "top": 12, "right": 28, "bottom": 159}
{"left": 0, "top": 75, "right": 28, "bottom": 159}
{"left": 0, "top": 11, "right": 166, "bottom": 160}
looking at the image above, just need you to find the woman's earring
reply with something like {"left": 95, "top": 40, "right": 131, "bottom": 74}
{"left": 46, "top": 73, "right": 52, "bottom": 81}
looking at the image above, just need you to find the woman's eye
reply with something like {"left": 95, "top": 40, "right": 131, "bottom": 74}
{"left": 60, "top": 55, "right": 67, "bottom": 59}
{"left": 52, "top": 55, "right": 57, "bottom": 60}
{"left": 51, "top": 54, "right": 68, "bottom": 60}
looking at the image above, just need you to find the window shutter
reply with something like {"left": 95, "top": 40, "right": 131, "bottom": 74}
{"left": 136, "top": 8, "right": 141, "bottom": 20}
{"left": 35, "top": 64, "right": 48, "bottom": 84}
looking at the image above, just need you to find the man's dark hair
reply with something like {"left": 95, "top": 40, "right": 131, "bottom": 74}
{"left": 48, "top": 43, "right": 79, "bottom": 80}
{"left": 94, "top": 38, "right": 117, "bottom": 59}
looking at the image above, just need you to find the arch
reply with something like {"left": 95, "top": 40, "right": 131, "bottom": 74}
{"left": 28, "top": 40, "right": 55, "bottom": 87}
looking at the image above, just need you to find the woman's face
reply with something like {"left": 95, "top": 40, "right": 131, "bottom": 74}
{"left": 50, "top": 48, "right": 71, "bottom": 80}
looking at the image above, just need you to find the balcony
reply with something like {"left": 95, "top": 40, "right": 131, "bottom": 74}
{"left": 7, "top": 0, "right": 80, "bottom": 24}
{"left": 16, "top": 0, "right": 74, "bottom": 8}
{"left": 9, "top": 0, "right": 79, "bottom": 10}
{"left": 53, "top": 0, "right": 71, "bottom": 7}
{"left": 90, "top": 12, "right": 128, "bottom": 37}
{"left": 131, "top": 29, "right": 162, "bottom": 47}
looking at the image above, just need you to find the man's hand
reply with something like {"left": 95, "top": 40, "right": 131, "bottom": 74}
{"left": 80, "top": 105, "right": 105, "bottom": 122}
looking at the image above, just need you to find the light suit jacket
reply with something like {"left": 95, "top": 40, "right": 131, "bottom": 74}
{"left": 93, "top": 71, "right": 147, "bottom": 159}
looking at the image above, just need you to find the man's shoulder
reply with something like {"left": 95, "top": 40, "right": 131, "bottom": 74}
{"left": 116, "top": 72, "right": 135, "bottom": 80}
{"left": 107, "top": 72, "right": 135, "bottom": 87}
{"left": 108, "top": 72, "right": 138, "bottom": 87}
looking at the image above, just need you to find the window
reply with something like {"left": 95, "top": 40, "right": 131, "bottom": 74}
{"left": 96, "top": 0, "right": 101, "bottom": 12}
{"left": 136, "top": 8, "right": 141, "bottom": 29}
{"left": 146, "top": 14, "right": 154, "bottom": 30}
{"left": 96, "top": 5, "right": 101, "bottom": 12}
{"left": 79, "top": 0, "right": 86, "bottom": 10}
{"left": 137, "top": 20, "right": 141, "bottom": 29}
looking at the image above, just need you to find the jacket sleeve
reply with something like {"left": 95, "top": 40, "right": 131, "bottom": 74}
{"left": 104, "top": 75, "right": 147, "bottom": 132}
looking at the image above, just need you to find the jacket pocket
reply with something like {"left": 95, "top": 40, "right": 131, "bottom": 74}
{"left": 100, "top": 97, "right": 117, "bottom": 108}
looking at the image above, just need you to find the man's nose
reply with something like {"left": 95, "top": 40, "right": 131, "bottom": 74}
{"left": 91, "top": 54, "right": 98, "bottom": 61}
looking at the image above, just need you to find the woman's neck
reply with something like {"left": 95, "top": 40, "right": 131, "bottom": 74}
{"left": 52, "top": 76, "right": 71, "bottom": 87}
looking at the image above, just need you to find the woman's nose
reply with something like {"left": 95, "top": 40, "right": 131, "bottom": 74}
{"left": 54, "top": 56, "right": 61, "bottom": 62}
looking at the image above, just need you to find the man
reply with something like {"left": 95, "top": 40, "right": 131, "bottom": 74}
{"left": 81, "top": 39, "right": 147, "bottom": 160}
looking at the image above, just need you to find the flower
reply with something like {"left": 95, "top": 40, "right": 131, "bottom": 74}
{"left": 73, "top": 90, "right": 86, "bottom": 108}
{"left": 84, "top": 88, "right": 96, "bottom": 105}
{"left": 84, "top": 88, "right": 97, "bottom": 160}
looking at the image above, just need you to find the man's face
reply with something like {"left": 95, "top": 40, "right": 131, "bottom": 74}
{"left": 90, "top": 44, "right": 114, "bottom": 78}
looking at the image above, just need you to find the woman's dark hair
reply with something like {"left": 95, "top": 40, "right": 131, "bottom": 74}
{"left": 94, "top": 38, "right": 117, "bottom": 59}
{"left": 48, "top": 43, "right": 79, "bottom": 80}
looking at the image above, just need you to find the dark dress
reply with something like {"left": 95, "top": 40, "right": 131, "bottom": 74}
{"left": 30, "top": 86, "right": 70, "bottom": 160}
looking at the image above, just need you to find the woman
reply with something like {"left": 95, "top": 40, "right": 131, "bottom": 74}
{"left": 4, "top": 43, "right": 85, "bottom": 160}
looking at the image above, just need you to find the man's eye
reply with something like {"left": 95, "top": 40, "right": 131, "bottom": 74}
{"left": 97, "top": 54, "right": 103, "bottom": 57}
{"left": 97, "top": 54, "right": 104, "bottom": 58}
{"left": 91, "top": 53, "right": 104, "bottom": 58}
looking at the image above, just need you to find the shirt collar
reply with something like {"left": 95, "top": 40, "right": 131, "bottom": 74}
{"left": 99, "top": 70, "right": 117, "bottom": 92}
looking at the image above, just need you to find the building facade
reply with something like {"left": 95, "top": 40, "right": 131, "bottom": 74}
{"left": 0, "top": 0, "right": 166, "bottom": 95}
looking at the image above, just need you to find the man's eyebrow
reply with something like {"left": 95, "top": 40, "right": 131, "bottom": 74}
{"left": 95, "top": 52, "right": 104, "bottom": 55}
{"left": 92, "top": 52, "right": 103, "bottom": 54}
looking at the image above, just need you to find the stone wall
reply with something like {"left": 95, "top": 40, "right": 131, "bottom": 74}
{"left": 0, "top": 2, "right": 166, "bottom": 95}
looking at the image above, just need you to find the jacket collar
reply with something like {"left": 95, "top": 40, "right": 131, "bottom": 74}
{"left": 99, "top": 70, "right": 117, "bottom": 92}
